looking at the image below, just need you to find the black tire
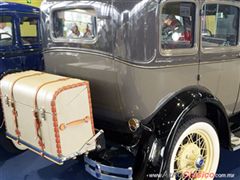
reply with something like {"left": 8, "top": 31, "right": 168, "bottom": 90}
{"left": 165, "top": 117, "right": 220, "bottom": 180}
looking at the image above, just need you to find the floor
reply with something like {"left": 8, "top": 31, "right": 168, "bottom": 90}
{"left": 0, "top": 148, "right": 95, "bottom": 180}
{"left": 0, "top": 147, "right": 239, "bottom": 180}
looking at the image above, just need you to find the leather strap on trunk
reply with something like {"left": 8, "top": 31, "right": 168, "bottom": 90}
{"left": 33, "top": 77, "right": 70, "bottom": 155}
{"left": 10, "top": 72, "right": 43, "bottom": 141}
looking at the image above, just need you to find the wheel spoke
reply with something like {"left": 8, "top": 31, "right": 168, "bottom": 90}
{"left": 187, "top": 134, "right": 194, "bottom": 144}
{"left": 200, "top": 141, "right": 206, "bottom": 149}
{"left": 196, "top": 135, "right": 203, "bottom": 146}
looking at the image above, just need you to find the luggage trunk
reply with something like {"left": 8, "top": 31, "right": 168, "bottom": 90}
{"left": 0, "top": 71, "right": 96, "bottom": 164}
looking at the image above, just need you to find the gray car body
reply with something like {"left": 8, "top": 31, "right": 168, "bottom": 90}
{"left": 40, "top": 0, "right": 240, "bottom": 141}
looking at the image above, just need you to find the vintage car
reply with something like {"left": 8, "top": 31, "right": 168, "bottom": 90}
{"left": 39, "top": 0, "right": 240, "bottom": 179}
{"left": 0, "top": 2, "right": 44, "bottom": 153}
{"left": 3, "top": 0, "right": 236, "bottom": 179}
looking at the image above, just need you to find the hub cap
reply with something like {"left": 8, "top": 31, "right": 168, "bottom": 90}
{"left": 174, "top": 131, "right": 212, "bottom": 178}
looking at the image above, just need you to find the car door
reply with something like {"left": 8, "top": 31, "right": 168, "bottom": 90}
{"left": 18, "top": 14, "right": 43, "bottom": 71}
{"left": 0, "top": 13, "right": 23, "bottom": 75}
{"left": 199, "top": 1, "right": 240, "bottom": 115}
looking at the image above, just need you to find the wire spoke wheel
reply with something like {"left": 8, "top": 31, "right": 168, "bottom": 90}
{"left": 168, "top": 117, "right": 220, "bottom": 180}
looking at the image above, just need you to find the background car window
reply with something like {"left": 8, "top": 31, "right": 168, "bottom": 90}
{"left": 161, "top": 2, "right": 195, "bottom": 49}
{"left": 0, "top": 16, "right": 13, "bottom": 47}
{"left": 202, "top": 4, "right": 239, "bottom": 48}
{"left": 53, "top": 9, "right": 97, "bottom": 41}
{"left": 20, "top": 17, "right": 39, "bottom": 45}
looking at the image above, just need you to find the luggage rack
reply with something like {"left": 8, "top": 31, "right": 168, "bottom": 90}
{"left": 6, "top": 129, "right": 105, "bottom": 165}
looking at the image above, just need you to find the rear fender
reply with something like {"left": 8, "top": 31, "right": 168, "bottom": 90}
{"left": 135, "top": 86, "right": 230, "bottom": 178}
{"left": 151, "top": 86, "right": 230, "bottom": 174}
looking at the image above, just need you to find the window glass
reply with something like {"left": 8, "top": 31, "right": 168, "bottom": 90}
{"left": 202, "top": 4, "right": 239, "bottom": 48}
{"left": 0, "top": 16, "right": 13, "bottom": 47}
{"left": 20, "top": 17, "right": 39, "bottom": 45}
{"left": 161, "top": 2, "right": 195, "bottom": 49}
{"left": 53, "top": 9, "right": 96, "bottom": 40}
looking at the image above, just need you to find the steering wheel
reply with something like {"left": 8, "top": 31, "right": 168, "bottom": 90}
{"left": 0, "top": 32, "right": 12, "bottom": 40}
{"left": 202, "top": 29, "right": 213, "bottom": 37}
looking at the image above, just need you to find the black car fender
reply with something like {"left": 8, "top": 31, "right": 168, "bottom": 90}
{"left": 135, "top": 86, "right": 230, "bottom": 179}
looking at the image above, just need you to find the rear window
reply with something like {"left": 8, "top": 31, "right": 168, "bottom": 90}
{"left": 0, "top": 16, "right": 13, "bottom": 47}
{"left": 20, "top": 16, "right": 39, "bottom": 45}
{"left": 52, "top": 8, "right": 97, "bottom": 42}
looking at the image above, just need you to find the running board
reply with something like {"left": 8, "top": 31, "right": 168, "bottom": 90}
{"left": 231, "top": 133, "right": 240, "bottom": 151}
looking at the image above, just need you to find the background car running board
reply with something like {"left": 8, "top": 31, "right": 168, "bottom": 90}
{"left": 231, "top": 132, "right": 240, "bottom": 151}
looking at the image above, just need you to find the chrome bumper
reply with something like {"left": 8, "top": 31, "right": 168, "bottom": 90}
{"left": 84, "top": 155, "right": 133, "bottom": 180}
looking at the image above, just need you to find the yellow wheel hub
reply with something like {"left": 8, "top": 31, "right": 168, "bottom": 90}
{"left": 174, "top": 131, "right": 212, "bottom": 178}
{"left": 177, "top": 143, "right": 201, "bottom": 173}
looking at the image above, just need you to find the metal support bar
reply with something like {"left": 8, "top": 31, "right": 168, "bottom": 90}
{"left": 84, "top": 155, "right": 133, "bottom": 180}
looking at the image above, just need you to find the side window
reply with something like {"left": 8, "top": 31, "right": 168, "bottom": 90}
{"left": 161, "top": 2, "right": 195, "bottom": 49}
{"left": 20, "top": 17, "right": 39, "bottom": 45}
{"left": 202, "top": 4, "right": 239, "bottom": 48}
{"left": 53, "top": 8, "right": 97, "bottom": 41}
{"left": 0, "top": 16, "right": 13, "bottom": 47}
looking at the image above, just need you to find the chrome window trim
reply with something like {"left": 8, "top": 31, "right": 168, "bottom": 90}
{"left": 159, "top": 0, "right": 200, "bottom": 57}
{"left": 200, "top": 1, "right": 240, "bottom": 55}
{"left": 49, "top": 4, "right": 98, "bottom": 45}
